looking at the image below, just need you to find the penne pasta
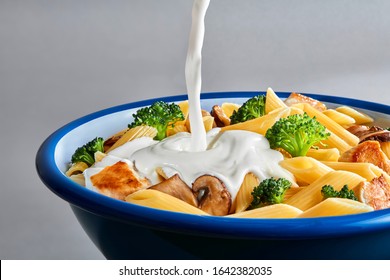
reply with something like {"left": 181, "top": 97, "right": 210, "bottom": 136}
{"left": 69, "top": 174, "right": 86, "bottom": 186}
{"left": 203, "top": 115, "right": 215, "bottom": 132}
{"left": 284, "top": 186, "right": 305, "bottom": 200}
{"left": 221, "top": 102, "right": 240, "bottom": 118}
{"left": 280, "top": 157, "right": 333, "bottom": 185}
{"left": 322, "top": 109, "right": 356, "bottom": 126}
{"left": 288, "top": 106, "right": 305, "bottom": 116}
{"left": 66, "top": 161, "right": 89, "bottom": 177}
{"left": 321, "top": 161, "right": 384, "bottom": 182}
{"left": 126, "top": 189, "right": 208, "bottom": 215}
{"left": 320, "top": 129, "right": 352, "bottom": 154}
{"left": 265, "top": 87, "right": 288, "bottom": 114}
{"left": 335, "top": 106, "right": 374, "bottom": 124}
{"left": 94, "top": 151, "right": 106, "bottom": 163}
{"left": 302, "top": 103, "right": 359, "bottom": 147}
{"left": 381, "top": 142, "right": 390, "bottom": 159}
{"left": 298, "top": 198, "right": 373, "bottom": 218}
{"left": 166, "top": 121, "right": 188, "bottom": 137}
{"left": 221, "top": 107, "right": 290, "bottom": 135}
{"left": 178, "top": 100, "right": 189, "bottom": 119}
{"left": 234, "top": 173, "right": 260, "bottom": 213}
{"left": 285, "top": 171, "right": 366, "bottom": 211}
{"left": 106, "top": 126, "right": 157, "bottom": 152}
{"left": 185, "top": 115, "right": 216, "bottom": 133}
{"left": 229, "top": 203, "right": 303, "bottom": 218}
{"left": 306, "top": 148, "right": 340, "bottom": 162}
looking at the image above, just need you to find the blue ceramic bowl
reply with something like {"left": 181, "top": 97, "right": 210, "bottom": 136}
{"left": 36, "top": 91, "right": 390, "bottom": 259}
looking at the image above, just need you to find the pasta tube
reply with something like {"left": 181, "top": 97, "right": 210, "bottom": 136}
{"left": 66, "top": 161, "right": 89, "bottom": 177}
{"left": 322, "top": 109, "right": 356, "bottom": 126}
{"left": 306, "top": 148, "right": 340, "bottom": 162}
{"left": 221, "top": 102, "right": 240, "bottom": 118}
{"left": 107, "top": 126, "right": 157, "bottom": 152}
{"left": 285, "top": 171, "right": 366, "bottom": 211}
{"left": 335, "top": 106, "right": 374, "bottom": 124}
{"left": 126, "top": 189, "right": 208, "bottom": 215}
{"left": 302, "top": 103, "right": 359, "bottom": 147}
{"left": 298, "top": 198, "right": 373, "bottom": 218}
{"left": 234, "top": 173, "right": 260, "bottom": 213}
{"left": 280, "top": 157, "right": 333, "bottom": 185}
{"left": 229, "top": 204, "right": 302, "bottom": 218}
{"left": 221, "top": 107, "right": 290, "bottom": 135}
{"left": 321, "top": 162, "right": 384, "bottom": 182}
{"left": 265, "top": 87, "right": 288, "bottom": 114}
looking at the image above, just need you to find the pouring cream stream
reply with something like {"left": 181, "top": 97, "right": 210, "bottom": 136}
{"left": 185, "top": 0, "right": 210, "bottom": 151}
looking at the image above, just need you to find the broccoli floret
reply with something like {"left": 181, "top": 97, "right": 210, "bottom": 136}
{"left": 265, "top": 113, "right": 330, "bottom": 157}
{"left": 71, "top": 137, "right": 104, "bottom": 166}
{"left": 321, "top": 185, "right": 358, "bottom": 201}
{"left": 128, "top": 101, "right": 184, "bottom": 140}
{"left": 250, "top": 177, "right": 292, "bottom": 208}
{"left": 230, "top": 95, "right": 266, "bottom": 124}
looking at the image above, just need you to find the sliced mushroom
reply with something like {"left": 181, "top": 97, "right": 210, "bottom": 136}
{"left": 347, "top": 125, "right": 390, "bottom": 143}
{"left": 211, "top": 105, "right": 231, "bottom": 127}
{"left": 149, "top": 174, "right": 198, "bottom": 207}
{"left": 355, "top": 175, "right": 390, "bottom": 210}
{"left": 192, "top": 175, "right": 231, "bottom": 216}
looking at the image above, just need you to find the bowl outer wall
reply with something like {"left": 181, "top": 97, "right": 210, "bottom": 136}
{"left": 36, "top": 91, "right": 390, "bottom": 240}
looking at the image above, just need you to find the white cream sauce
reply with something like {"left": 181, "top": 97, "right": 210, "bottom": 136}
{"left": 105, "top": 130, "right": 295, "bottom": 201}
{"left": 83, "top": 0, "right": 295, "bottom": 202}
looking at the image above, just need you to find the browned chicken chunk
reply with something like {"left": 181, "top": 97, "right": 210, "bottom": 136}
{"left": 284, "top": 92, "right": 327, "bottom": 112}
{"left": 355, "top": 175, "right": 390, "bottom": 210}
{"left": 91, "top": 161, "right": 150, "bottom": 200}
{"left": 339, "top": 140, "right": 390, "bottom": 174}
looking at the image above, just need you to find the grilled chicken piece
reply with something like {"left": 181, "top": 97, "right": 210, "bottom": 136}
{"left": 284, "top": 92, "right": 327, "bottom": 112}
{"left": 347, "top": 125, "right": 390, "bottom": 143}
{"left": 339, "top": 141, "right": 390, "bottom": 174}
{"left": 355, "top": 175, "right": 390, "bottom": 210}
{"left": 91, "top": 161, "right": 150, "bottom": 200}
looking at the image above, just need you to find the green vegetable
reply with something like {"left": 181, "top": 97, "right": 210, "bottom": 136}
{"left": 265, "top": 113, "right": 330, "bottom": 157}
{"left": 230, "top": 95, "right": 266, "bottom": 124}
{"left": 71, "top": 137, "right": 105, "bottom": 166}
{"left": 250, "top": 177, "right": 292, "bottom": 208}
{"left": 321, "top": 185, "right": 358, "bottom": 201}
{"left": 128, "top": 101, "right": 184, "bottom": 140}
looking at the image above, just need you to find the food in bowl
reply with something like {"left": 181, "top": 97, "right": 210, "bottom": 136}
{"left": 64, "top": 88, "right": 390, "bottom": 218}
{"left": 36, "top": 91, "right": 390, "bottom": 259}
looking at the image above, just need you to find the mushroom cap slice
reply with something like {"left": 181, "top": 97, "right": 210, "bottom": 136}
{"left": 192, "top": 175, "right": 232, "bottom": 216}
{"left": 348, "top": 125, "right": 390, "bottom": 143}
{"left": 149, "top": 174, "right": 198, "bottom": 207}
{"left": 211, "top": 105, "right": 231, "bottom": 127}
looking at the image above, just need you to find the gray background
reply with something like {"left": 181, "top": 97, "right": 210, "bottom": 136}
{"left": 1, "top": 0, "right": 389, "bottom": 259}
